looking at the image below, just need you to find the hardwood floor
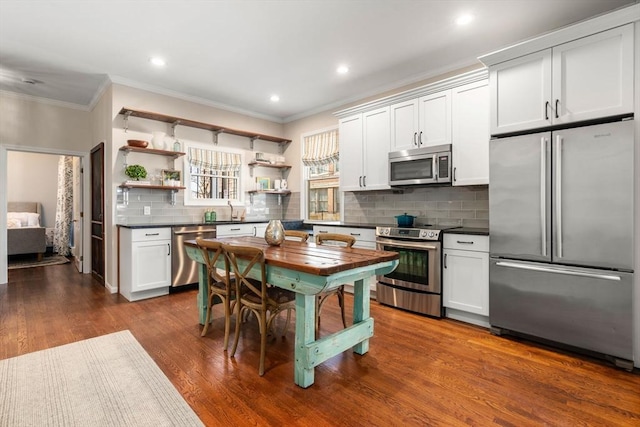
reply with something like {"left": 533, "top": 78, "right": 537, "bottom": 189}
{"left": 2, "top": 262, "right": 639, "bottom": 426}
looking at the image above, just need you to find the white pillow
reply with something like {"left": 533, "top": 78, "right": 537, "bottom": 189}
{"left": 7, "top": 218, "right": 21, "bottom": 228}
{"left": 26, "top": 212, "right": 40, "bottom": 226}
{"left": 7, "top": 212, "right": 40, "bottom": 227}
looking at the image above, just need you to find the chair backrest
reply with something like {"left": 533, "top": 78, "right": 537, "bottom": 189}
{"left": 315, "top": 233, "right": 356, "bottom": 248}
{"left": 195, "top": 238, "right": 228, "bottom": 283}
{"left": 222, "top": 244, "right": 268, "bottom": 306}
{"left": 284, "top": 230, "right": 310, "bottom": 242}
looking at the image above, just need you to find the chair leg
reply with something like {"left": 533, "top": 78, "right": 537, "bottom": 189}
{"left": 222, "top": 296, "right": 231, "bottom": 350}
{"left": 259, "top": 310, "right": 268, "bottom": 376}
{"left": 200, "top": 293, "right": 213, "bottom": 337}
{"left": 230, "top": 305, "right": 243, "bottom": 357}
{"left": 338, "top": 286, "right": 347, "bottom": 328}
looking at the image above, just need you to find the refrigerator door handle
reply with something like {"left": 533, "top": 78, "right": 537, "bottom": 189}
{"left": 495, "top": 261, "right": 621, "bottom": 282}
{"left": 555, "top": 135, "right": 563, "bottom": 259}
{"left": 540, "top": 137, "right": 547, "bottom": 257}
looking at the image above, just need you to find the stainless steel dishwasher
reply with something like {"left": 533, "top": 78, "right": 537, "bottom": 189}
{"left": 171, "top": 225, "right": 217, "bottom": 287}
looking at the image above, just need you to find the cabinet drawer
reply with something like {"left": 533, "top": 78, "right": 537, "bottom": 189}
{"left": 444, "top": 234, "right": 489, "bottom": 251}
{"left": 217, "top": 223, "right": 254, "bottom": 237}
{"left": 131, "top": 228, "right": 171, "bottom": 242}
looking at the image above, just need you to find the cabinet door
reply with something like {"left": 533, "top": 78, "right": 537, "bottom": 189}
{"left": 362, "top": 107, "right": 391, "bottom": 191}
{"left": 552, "top": 24, "right": 634, "bottom": 125}
{"left": 452, "top": 80, "right": 490, "bottom": 186}
{"left": 490, "top": 50, "right": 552, "bottom": 135}
{"left": 217, "top": 223, "right": 254, "bottom": 237}
{"left": 339, "top": 114, "right": 364, "bottom": 191}
{"left": 390, "top": 99, "right": 420, "bottom": 152}
{"left": 132, "top": 240, "right": 171, "bottom": 292}
{"left": 418, "top": 90, "right": 451, "bottom": 147}
{"left": 443, "top": 248, "right": 489, "bottom": 316}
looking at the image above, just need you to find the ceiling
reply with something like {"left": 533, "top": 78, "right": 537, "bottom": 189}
{"left": 0, "top": 0, "right": 635, "bottom": 122}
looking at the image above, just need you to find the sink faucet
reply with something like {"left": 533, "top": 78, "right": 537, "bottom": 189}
{"left": 228, "top": 200, "right": 237, "bottom": 220}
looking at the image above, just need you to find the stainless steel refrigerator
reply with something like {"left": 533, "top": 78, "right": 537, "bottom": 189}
{"left": 489, "top": 119, "right": 635, "bottom": 368}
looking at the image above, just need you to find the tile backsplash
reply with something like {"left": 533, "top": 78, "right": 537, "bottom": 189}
{"left": 115, "top": 185, "right": 487, "bottom": 228}
{"left": 343, "top": 185, "right": 488, "bottom": 228}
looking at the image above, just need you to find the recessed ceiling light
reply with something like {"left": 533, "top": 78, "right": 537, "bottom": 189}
{"left": 456, "top": 14, "right": 474, "bottom": 26}
{"left": 150, "top": 57, "right": 166, "bottom": 67}
{"left": 337, "top": 65, "right": 349, "bottom": 74}
{"left": 270, "top": 95, "right": 280, "bottom": 102}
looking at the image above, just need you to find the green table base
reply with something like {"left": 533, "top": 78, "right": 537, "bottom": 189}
{"left": 185, "top": 244, "right": 397, "bottom": 388}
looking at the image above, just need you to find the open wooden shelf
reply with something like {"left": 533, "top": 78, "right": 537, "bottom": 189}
{"left": 119, "top": 146, "right": 185, "bottom": 159}
{"left": 119, "top": 184, "right": 186, "bottom": 191}
{"left": 248, "top": 161, "right": 291, "bottom": 169}
{"left": 120, "top": 107, "right": 291, "bottom": 148}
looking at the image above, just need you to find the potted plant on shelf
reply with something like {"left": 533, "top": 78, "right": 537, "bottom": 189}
{"left": 124, "top": 164, "right": 150, "bottom": 185}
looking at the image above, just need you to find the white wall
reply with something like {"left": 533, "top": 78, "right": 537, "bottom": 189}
{"left": 7, "top": 151, "right": 60, "bottom": 227}
{"left": 0, "top": 92, "right": 93, "bottom": 284}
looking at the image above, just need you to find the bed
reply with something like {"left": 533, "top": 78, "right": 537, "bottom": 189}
{"left": 7, "top": 202, "right": 47, "bottom": 261}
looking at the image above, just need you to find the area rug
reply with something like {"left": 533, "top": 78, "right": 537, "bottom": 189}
{"left": 8, "top": 255, "right": 70, "bottom": 270}
{"left": 0, "top": 330, "right": 203, "bottom": 426}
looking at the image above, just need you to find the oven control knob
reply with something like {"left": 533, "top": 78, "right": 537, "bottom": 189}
{"left": 428, "top": 231, "right": 435, "bottom": 238}
{"left": 419, "top": 230, "right": 428, "bottom": 238}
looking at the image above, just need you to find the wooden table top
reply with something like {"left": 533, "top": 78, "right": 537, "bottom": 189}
{"left": 185, "top": 236, "right": 398, "bottom": 276}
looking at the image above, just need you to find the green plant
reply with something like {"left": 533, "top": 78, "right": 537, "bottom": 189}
{"left": 125, "top": 164, "right": 147, "bottom": 180}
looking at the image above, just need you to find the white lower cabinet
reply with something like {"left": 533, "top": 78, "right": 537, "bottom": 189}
{"left": 314, "top": 226, "right": 377, "bottom": 296}
{"left": 120, "top": 227, "right": 171, "bottom": 302}
{"left": 443, "top": 234, "right": 489, "bottom": 327}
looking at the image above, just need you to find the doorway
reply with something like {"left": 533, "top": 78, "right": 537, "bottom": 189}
{"left": 0, "top": 145, "right": 91, "bottom": 284}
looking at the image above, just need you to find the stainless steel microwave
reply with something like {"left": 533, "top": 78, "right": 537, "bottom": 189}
{"left": 388, "top": 144, "right": 452, "bottom": 186}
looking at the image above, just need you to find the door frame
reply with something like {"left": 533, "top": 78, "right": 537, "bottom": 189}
{"left": 0, "top": 144, "right": 91, "bottom": 284}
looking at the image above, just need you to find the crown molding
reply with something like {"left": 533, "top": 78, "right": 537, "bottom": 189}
{"left": 0, "top": 89, "right": 90, "bottom": 111}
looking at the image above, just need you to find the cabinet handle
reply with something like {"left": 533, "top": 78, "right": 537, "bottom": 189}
{"left": 359, "top": 176, "right": 362, "bottom": 187}
{"left": 350, "top": 233, "right": 361, "bottom": 236}
{"left": 230, "top": 228, "right": 241, "bottom": 231}
{"left": 413, "top": 132, "right": 418, "bottom": 146}
{"left": 419, "top": 131, "right": 422, "bottom": 146}
{"left": 145, "top": 233, "right": 160, "bottom": 236}
{"left": 167, "top": 243, "right": 171, "bottom": 256}
{"left": 444, "top": 253, "right": 447, "bottom": 269}
{"left": 318, "top": 230, "right": 328, "bottom": 234}
{"left": 456, "top": 240, "right": 474, "bottom": 245}
{"left": 363, "top": 176, "right": 366, "bottom": 187}
{"left": 544, "top": 101, "right": 549, "bottom": 120}
{"left": 453, "top": 167, "right": 457, "bottom": 182}
{"left": 555, "top": 99, "right": 559, "bottom": 118}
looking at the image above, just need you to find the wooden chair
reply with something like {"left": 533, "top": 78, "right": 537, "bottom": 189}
{"left": 315, "top": 233, "right": 356, "bottom": 333}
{"left": 195, "top": 238, "right": 235, "bottom": 349}
{"left": 284, "top": 229, "right": 310, "bottom": 242}
{"left": 224, "top": 244, "right": 296, "bottom": 376}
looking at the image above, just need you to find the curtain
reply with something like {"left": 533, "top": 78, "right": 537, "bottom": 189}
{"left": 302, "top": 129, "right": 339, "bottom": 166}
{"left": 54, "top": 156, "right": 73, "bottom": 256}
{"left": 188, "top": 147, "right": 241, "bottom": 171}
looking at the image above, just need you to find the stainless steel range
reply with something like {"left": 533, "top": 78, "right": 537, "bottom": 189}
{"left": 376, "top": 225, "right": 457, "bottom": 317}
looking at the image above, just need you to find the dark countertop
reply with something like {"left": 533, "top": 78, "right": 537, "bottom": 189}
{"left": 443, "top": 227, "right": 489, "bottom": 236}
{"left": 117, "top": 220, "right": 272, "bottom": 229}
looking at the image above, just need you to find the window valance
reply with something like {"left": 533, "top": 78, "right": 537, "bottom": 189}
{"left": 302, "top": 129, "right": 339, "bottom": 166}
{"left": 188, "top": 147, "right": 241, "bottom": 171}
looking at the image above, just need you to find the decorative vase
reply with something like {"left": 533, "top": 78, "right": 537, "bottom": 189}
{"left": 151, "top": 131, "right": 166, "bottom": 149}
{"left": 264, "top": 220, "right": 285, "bottom": 246}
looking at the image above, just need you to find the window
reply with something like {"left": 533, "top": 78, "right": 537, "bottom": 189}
{"left": 302, "top": 128, "right": 340, "bottom": 221}
{"left": 184, "top": 146, "right": 242, "bottom": 205}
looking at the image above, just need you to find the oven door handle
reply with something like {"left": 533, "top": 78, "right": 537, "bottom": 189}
{"left": 376, "top": 238, "right": 439, "bottom": 251}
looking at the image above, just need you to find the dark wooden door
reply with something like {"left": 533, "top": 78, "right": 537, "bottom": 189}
{"left": 90, "top": 143, "right": 105, "bottom": 284}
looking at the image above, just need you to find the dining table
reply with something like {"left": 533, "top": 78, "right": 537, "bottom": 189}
{"left": 183, "top": 235, "right": 399, "bottom": 388}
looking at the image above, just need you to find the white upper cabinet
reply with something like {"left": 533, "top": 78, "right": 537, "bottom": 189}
{"left": 552, "top": 24, "right": 634, "bottom": 125}
{"left": 418, "top": 91, "right": 452, "bottom": 148}
{"left": 451, "top": 80, "right": 490, "bottom": 186}
{"left": 390, "top": 99, "right": 419, "bottom": 152}
{"left": 339, "top": 107, "right": 391, "bottom": 192}
{"left": 390, "top": 91, "right": 451, "bottom": 152}
{"left": 490, "top": 24, "right": 634, "bottom": 135}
